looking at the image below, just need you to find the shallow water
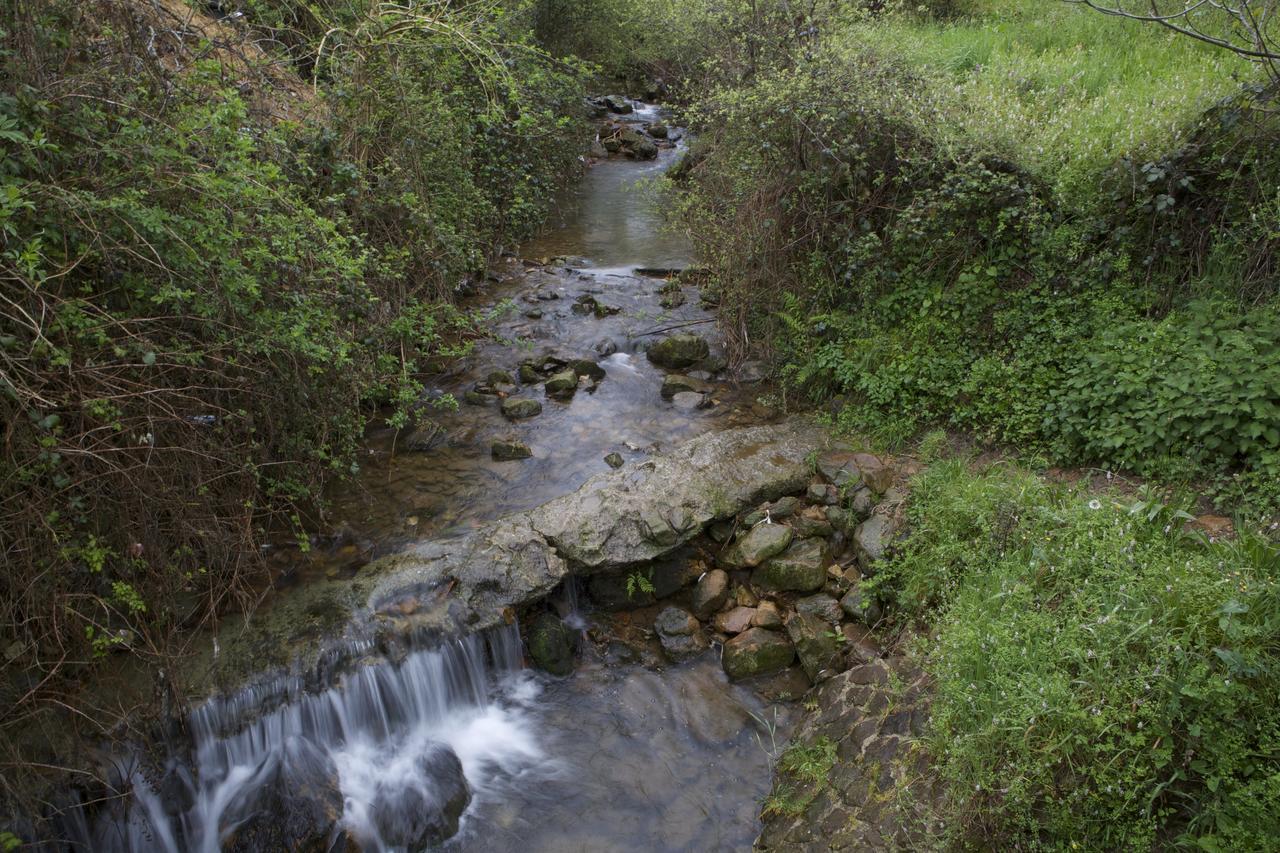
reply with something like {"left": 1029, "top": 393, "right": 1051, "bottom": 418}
{"left": 302, "top": 103, "right": 773, "bottom": 572}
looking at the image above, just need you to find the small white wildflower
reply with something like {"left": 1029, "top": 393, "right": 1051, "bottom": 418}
{"left": 1088, "top": 499, "right": 1102, "bottom": 510}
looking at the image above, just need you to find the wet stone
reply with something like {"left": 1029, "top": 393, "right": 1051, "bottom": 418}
{"left": 786, "top": 611, "right": 843, "bottom": 684}
{"left": 528, "top": 612, "right": 574, "bottom": 676}
{"left": 545, "top": 370, "right": 578, "bottom": 399}
{"left": 690, "top": 568, "right": 730, "bottom": 619}
{"left": 603, "top": 452, "right": 624, "bottom": 469}
{"left": 723, "top": 523, "right": 793, "bottom": 569}
{"left": 722, "top": 627, "right": 795, "bottom": 680}
{"left": 646, "top": 333, "right": 710, "bottom": 369}
{"left": 660, "top": 374, "right": 710, "bottom": 399}
{"left": 796, "top": 593, "right": 843, "bottom": 627}
{"left": 752, "top": 537, "right": 827, "bottom": 592}
{"left": 671, "top": 391, "right": 706, "bottom": 410}
{"left": 501, "top": 398, "right": 543, "bottom": 420}
{"left": 654, "top": 606, "right": 707, "bottom": 662}
{"left": 752, "top": 600, "right": 784, "bottom": 629}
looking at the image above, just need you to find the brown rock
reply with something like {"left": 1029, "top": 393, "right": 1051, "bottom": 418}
{"left": 714, "top": 606, "right": 756, "bottom": 635}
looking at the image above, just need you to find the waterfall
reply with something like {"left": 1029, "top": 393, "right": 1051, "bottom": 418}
{"left": 69, "top": 624, "right": 542, "bottom": 852}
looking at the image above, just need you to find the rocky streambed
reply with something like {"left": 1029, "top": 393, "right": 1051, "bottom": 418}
{"left": 44, "top": 98, "right": 940, "bottom": 852}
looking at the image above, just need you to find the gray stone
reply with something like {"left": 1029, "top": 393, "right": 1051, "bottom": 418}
{"left": 796, "top": 593, "right": 843, "bottom": 626}
{"left": 840, "top": 586, "right": 882, "bottom": 625}
{"left": 500, "top": 398, "right": 542, "bottom": 420}
{"left": 722, "top": 628, "right": 795, "bottom": 680}
{"left": 768, "top": 495, "right": 802, "bottom": 518}
{"left": 691, "top": 569, "right": 730, "bottom": 619}
{"left": 646, "top": 334, "right": 710, "bottom": 369}
{"left": 854, "top": 515, "right": 898, "bottom": 570}
{"left": 751, "top": 537, "right": 827, "bottom": 592}
{"left": 671, "top": 391, "right": 706, "bottom": 410}
{"left": 401, "top": 423, "right": 446, "bottom": 452}
{"left": 660, "top": 374, "right": 711, "bottom": 399}
{"left": 807, "top": 482, "right": 837, "bottom": 505}
{"left": 545, "top": 369, "right": 578, "bottom": 399}
{"left": 816, "top": 450, "right": 863, "bottom": 488}
{"left": 723, "top": 523, "right": 793, "bottom": 569}
{"left": 569, "top": 358, "right": 606, "bottom": 381}
{"left": 654, "top": 606, "right": 706, "bottom": 662}
{"left": 604, "top": 95, "right": 632, "bottom": 113}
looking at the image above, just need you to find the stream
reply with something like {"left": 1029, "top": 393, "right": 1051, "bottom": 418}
{"left": 66, "top": 101, "right": 794, "bottom": 853}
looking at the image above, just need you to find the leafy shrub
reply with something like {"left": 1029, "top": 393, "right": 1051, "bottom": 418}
{"left": 1053, "top": 305, "right": 1280, "bottom": 480}
{"left": 879, "top": 461, "right": 1280, "bottom": 849}
{"left": 0, "top": 0, "right": 586, "bottom": 736}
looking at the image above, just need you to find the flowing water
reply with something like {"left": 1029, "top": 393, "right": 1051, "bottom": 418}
{"left": 63, "top": 101, "right": 791, "bottom": 852}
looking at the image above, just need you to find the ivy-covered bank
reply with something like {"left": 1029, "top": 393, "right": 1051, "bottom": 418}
{"left": 0, "top": 0, "right": 585, "bottom": 744}
{"left": 676, "top": 0, "right": 1280, "bottom": 521}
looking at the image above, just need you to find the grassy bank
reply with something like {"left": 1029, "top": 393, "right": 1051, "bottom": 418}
{"left": 678, "top": 0, "right": 1280, "bottom": 520}
{"left": 871, "top": 457, "right": 1280, "bottom": 849}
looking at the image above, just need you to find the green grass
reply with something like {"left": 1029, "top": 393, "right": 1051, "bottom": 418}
{"left": 874, "top": 460, "right": 1280, "bottom": 849}
{"left": 842, "top": 0, "right": 1239, "bottom": 205}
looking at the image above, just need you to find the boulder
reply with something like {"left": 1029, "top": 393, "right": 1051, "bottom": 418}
{"left": 629, "top": 137, "right": 659, "bottom": 160}
{"left": 786, "top": 611, "right": 842, "bottom": 684}
{"left": 486, "top": 369, "right": 515, "bottom": 386}
{"left": 751, "top": 538, "right": 827, "bottom": 592}
{"left": 518, "top": 364, "right": 540, "bottom": 384}
{"left": 854, "top": 453, "right": 895, "bottom": 494}
{"left": 768, "top": 496, "right": 802, "bottom": 519}
{"left": 647, "top": 123, "right": 669, "bottom": 139}
{"left": 527, "top": 612, "right": 574, "bottom": 676}
{"left": 491, "top": 439, "right": 532, "bottom": 461}
{"left": 714, "top": 606, "right": 756, "bottom": 635}
{"left": 722, "top": 628, "right": 795, "bottom": 680}
{"left": 570, "top": 358, "right": 607, "bottom": 381}
{"left": 691, "top": 569, "right": 730, "bottom": 619}
{"left": 500, "top": 398, "right": 542, "bottom": 420}
{"left": 807, "top": 482, "right": 837, "bottom": 505}
{"left": 646, "top": 334, "right": 710, "bottom": 369}
{"left": 654, "top": 607, "right": 706, "bottom": 662}
{"left": 722, "top": 523, "right": 793, "bottom": 569}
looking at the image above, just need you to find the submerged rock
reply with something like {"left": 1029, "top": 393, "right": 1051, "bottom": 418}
{"left": 603, "top": 452, "right": 624, "bottom": 469}
{"left": 492, "top": 439, "right": 532, "bottom": 461}
{"left": 366, "top": 746, "right": 470, "bottom": 850}
{"left": 671, "top": 391, "right": 706, "bottom": 410}
{"left": 722, "top": 628, "right": 795, "bottom": 680}
{"left": 226, "top": 736, "right": 343, "bottom": 852}
{"left": 545, "top": 369, "right": 578, "bottom": 399}
{"left": 660, "top": 374, "right": 710, "bottom": 399}
{"left": 646, "top": 333, "right": 710, "bottom": 369}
